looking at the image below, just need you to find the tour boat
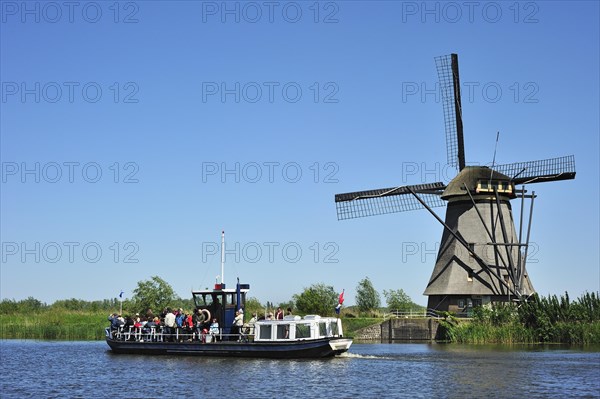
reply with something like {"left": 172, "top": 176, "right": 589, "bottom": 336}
{"left": 105, "top": 282, "right": 352, "bottom": 358}
{"left": 106, "top": 232, "right": 351, "bottom": 358}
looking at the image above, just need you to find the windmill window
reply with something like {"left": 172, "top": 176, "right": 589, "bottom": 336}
{"left": 477, "top": 180, "right": 513, "bottom": 194}
{"left": 458, "top": 299, "right": 465, "bottom": 308}
{"left": 468, "top": 243, "right": 475, "bottom": 257}
{"left": 503, "top": 274, "right": 509, "bottom": 284}
{"left": 467, "top": 270, "right": 473, "bottom": 282}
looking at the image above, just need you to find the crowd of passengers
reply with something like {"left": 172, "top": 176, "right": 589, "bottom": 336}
{"left": 108, "top": 306, "right": 293, "bottom": 343}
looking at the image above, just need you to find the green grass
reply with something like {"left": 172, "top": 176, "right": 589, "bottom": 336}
{"left": 0, "top": 311, "right": 108, "bottom": 340}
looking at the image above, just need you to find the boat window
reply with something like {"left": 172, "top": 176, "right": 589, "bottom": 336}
{"left": 259, "top": 325, "right": 272, "bottom": 340}
{"left": 319, "top": 322, "right": 328, "bottom": 337}
{"left": 276, "top": 325, "right": 289, "bottom": 339}
{"left": 295, "top": 324, "right": 310, "bottom": 339}
{"left": 193, "top": 294, "right": 213, "bottom": 307}
{"left": 331, "top": 321, "right": 339, "bottom": 335}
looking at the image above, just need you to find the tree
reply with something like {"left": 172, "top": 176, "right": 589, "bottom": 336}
{"left": 244, "top": 297, "right": 265, "bottom": 317}
{"left": 293, "top": 283, "right": 338, "bottom": 316}
{"left": 0, "top": 297, "right": 46, "bottom": 314}
{"left": 383, "top": 288, "right": 413, "bottom": 312}
{"left": 131, "top": 276, "right": 177, "bottom": 314}
{"left": 356, "top": 277, "right": 381, "bottom": 313}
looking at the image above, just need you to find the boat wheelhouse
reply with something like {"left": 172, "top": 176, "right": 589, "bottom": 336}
{"left": 191, "top": 282, "right": 250, "bottom": 337}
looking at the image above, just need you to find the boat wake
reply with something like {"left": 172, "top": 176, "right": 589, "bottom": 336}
{"left": 337, "top": 352, "right": 390, "bottom": 360}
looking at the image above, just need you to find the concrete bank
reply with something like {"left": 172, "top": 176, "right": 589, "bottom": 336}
{"left": 353, "top": 318, "right": 442, "bottom": 341}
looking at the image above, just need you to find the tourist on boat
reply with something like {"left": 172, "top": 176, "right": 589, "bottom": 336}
{"left": 108, "top": 313, "right": 123, "bottom": 331}
{"left": 133, "top": 314, "right": 143, "bottom": 336}
{"left": 121, "top": 315, "right": 134, "bottom": 341}
{"left": 248, "top": 312, "right": 257, "bottom": 325}
{"left": 231, "top": 309, "right": 244, "bottom": 340}
{"left": 176, "top": 309, "right": 191, "bottom": 341}
{"left": 266, "top": 312, "right": 274, "bottom": 320}
{"left": 143, "top": 317, "right": 158, "bottom": 341}
{"left": 192, "top": 308, "right": 206, "bottom": 340}
{"left": 286, "top": 308, "right": 293, "bottom": 316}
{"left": 175, "top": 309, "right": 184, "bottom": 325}
{"left": 184, "top": 312, "right": 194, "bottom": 340}
{"left": 124, "top": 315, "right": 134, "bottom": 328}
{"left": 245, "top": 313, "right": 257, "bottom": 336}
{"left": 209, "top": 318, "right": 219, "bottom": 341}
{"left": 275, "top": 307, "right": 284, "bottom": 320}
{"left": 164, "top": 308, "right": 176, "bottom": 341}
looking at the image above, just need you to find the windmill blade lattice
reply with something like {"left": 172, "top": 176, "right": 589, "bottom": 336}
{"left": 335, "top": 182, "right": 446, "bottom": 220}
{"left": 492, "top": 155, "right": 576, "bottom": 184}
{"left": 435, "top": 53, "right": 465, "bottom": 171}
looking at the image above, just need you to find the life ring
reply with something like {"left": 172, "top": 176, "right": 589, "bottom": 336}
{"left": 202, "top": 309, "right": 211, "bottom": 322}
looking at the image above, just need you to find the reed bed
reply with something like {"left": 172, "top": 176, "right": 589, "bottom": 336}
{"left": 439, "top": 292, "right": 600, "bottom": 344}
{"left": 0, "top": 312, "right": 108, "bottom": 340}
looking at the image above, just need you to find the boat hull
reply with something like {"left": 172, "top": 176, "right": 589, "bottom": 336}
{"left": 106, "top": 337, "right": 352, "bottom": 359}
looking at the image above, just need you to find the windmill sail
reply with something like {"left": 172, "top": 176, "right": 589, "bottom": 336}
{"left": 492, "top": 155, "right": 576, "bottom": 184}
{"left": 435, "top": 53, "right": 465, "bottom": 171}
{"left": 335, "top": 182, "right": 446, "bottom": 220}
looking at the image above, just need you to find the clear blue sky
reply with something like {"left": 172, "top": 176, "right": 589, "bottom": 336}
{"left": 1, "top": 1, "right": 598, "bottom": 306}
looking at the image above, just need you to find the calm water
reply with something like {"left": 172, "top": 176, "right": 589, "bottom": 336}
{"left": 1, "top": 340, "right": 599, "bottom": 398}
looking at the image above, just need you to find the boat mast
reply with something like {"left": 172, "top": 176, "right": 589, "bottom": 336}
{"left": 221, "top": 230, "right": 225, "bottom": 285}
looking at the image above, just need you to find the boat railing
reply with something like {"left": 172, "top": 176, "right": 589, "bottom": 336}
{"left": 106, "top": 325, "right": 255, "bottom": 343}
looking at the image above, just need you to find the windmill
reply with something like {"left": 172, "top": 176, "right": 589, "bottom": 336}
{"left": 334, "top": 54, "right": 576, "bottom": 313}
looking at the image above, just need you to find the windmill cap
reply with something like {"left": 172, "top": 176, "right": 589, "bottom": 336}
{"left": 441, "top": 166, "right": 513, "bottom": 200}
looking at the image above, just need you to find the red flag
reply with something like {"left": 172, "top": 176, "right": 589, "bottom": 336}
{"left": 338, "top": 289, "right": 345, "bottom": 305}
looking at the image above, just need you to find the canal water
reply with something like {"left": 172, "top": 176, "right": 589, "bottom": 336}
{"left": 1, "top": 340, "right": 599, "bottom": 398}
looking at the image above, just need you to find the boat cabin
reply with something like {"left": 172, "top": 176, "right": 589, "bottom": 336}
{"left": 192, "top": 283, "right": 249, "bottom": 336}
{"left": 254, "top": 315, "right": 344, "bottom": 342}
